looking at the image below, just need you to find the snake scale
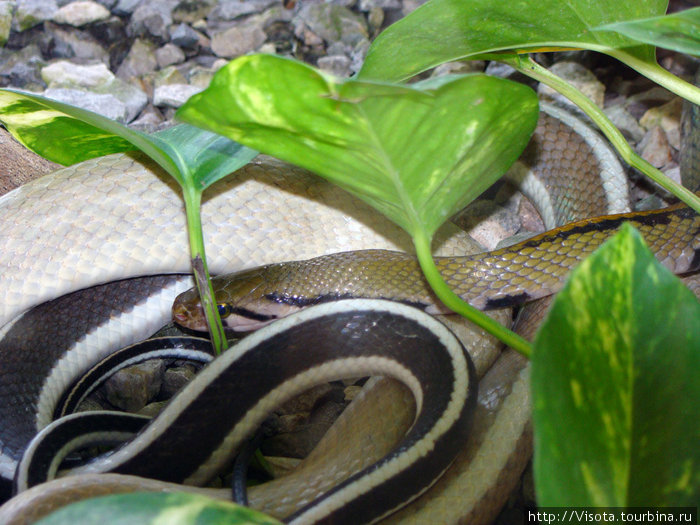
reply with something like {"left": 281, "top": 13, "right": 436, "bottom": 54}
{"left": 0, "top": 98, "right": 697, "bottom": 524}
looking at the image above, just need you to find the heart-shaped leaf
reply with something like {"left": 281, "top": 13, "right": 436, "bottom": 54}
{"left": 596, "top": 7, "right": 700, "bottom": 57}
{"left": 177, "top": 54, "right": 538, "bottom": 239}
{"left": 532, "top": 224, "right": 700, "bottom": 506}
{"left": 359, "top": 0, "right": 665, "bottom": 82}
{"left": 35, "top": 492, "right": 281, "bottom": 525}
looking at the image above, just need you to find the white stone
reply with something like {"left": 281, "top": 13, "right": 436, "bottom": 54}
{"left": 43, "top": 88, "right": 128, "bottom": 122}
{"left": 153, "top": 84, "right": 204, "bottom": 108}
{"left": 42, "top": 61, "right": 115, "bottom": 88}
{"left": 52, "top": 0, "right": 110, "bottom": 26}
{"left": 14, "top": 0, "right": 59, "bottom": 31}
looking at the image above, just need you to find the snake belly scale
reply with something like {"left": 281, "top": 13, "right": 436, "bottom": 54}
{"left": 0, "top": 100, "right": 697, "bottom": 524}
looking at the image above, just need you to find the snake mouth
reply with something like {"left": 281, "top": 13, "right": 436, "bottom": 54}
{"left": 171, "top": 300, "right": 207, "bottom": 331}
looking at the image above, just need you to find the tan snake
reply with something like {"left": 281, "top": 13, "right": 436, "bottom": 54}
{"left": 0, "top": 101, "right": 697, "bottom": 524}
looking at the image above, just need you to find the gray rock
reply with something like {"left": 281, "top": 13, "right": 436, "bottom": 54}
{"left": 0, "top": 43, "right": 46, "bottom": 87}
{"left": 44, "top": 87, "right": 128, "bottom": 121}
{"left": 170, "top": 22, "right": 199, "bottom": 48}
{"left": 517, "top": 195, "right": 544, "bottom": 234}
{"left": 367, "top": 5, "right": 383, "bottom": 34}
{"left": 172, "top": 0, "right": 215, "bottom": 24}
{"left": 112, "top": 0, "right": 140, "bottom": 16}
{"left": 152, "top": 64, "right": 187, "bottom": 87}
{"left": 495, "top": 231, "right": 538, "bottom": 250}
{"left": 484, "top": 61, "right": 518, "bottom": 79}
{"left": 639, "top": 97, "right": 682, "bottom": 150}
{"left": 317, "top": 54, "right": 351, "bottom": 77}
{"left": 138, "top": 400, "right": 168, "bottom": 417}
{"left": 431, "top": 60, "right": 485, "bottom": 78}
{"left": 94, "top": 0, "right": 116, "bottom": 8}
{"left": 604, "top": 104, "right": 646, "bottom": 144}
{"left": 76, "top": 397, "right": 105, "bottom": 412}
{"left": 210, "top": 21, "right": 266, "bottom": 58}
{"left": 207, "top": 0, "right": 277, "bottom": 22}
{"left": 14, "top": 0, "right": 59, "bottom": 31}
{"left": 187, "top": 60, "right": 225, "bottom": 87}
{"left": 638, "top": 126, "right": 672, "bottom": 169}
{"left": 627, "top": 86, "right": 678, "bottom": 108}
{"left": 295, "top": 3, "right": 368, "bottom": 45}
{"left": 128, "top": 104, "right": 165, "bottom": 132}
{"left": 359, "top": 0, "right": 401, "bottom": 9}
{"left": 401, "top": 0, "right": 428, "bottom": 15}
{"left": 127, "top": 0, "right": 173, "bottom": 40}
{"left": 538, "top": 61, "right": 605, "bottom": 110}
{"left": 0, "top": 1, "right": 13, "bottom": 46}
{"left": 454, "top": 195, "right": 522, "bottom": 251}
{"left": 155, "top": 42, "right": 185, "bottom": 68}
{"left": 42, "top": 59, "right": 114, "bottom": 86}
{"left": 116, "top": 37, "right": 157, "bottom": 80}
{"left": 52, "top": 0, "right": 110, "bottom": 26}
{"left": 99, "top": 76, "right": 148, "bottom": 122}
{"left": 349, "top": 37, "right": 370, "bottom": 73}
{"left": 160, "top": 365, "right": 196, "bottom": 398}
{"left": 153, "top": 82, "right": 202, "bottom": 107}
{"left": 102, "top": 359, "right": 165, "bottom": 413}
{"left": 42, "top": 22, "right": 109, "bottom": 61}
{"left": 42, "top": 60, "right": 147, "bottom": 122}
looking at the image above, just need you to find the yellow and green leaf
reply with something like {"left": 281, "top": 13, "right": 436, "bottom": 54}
{"left": 532, "top": 224, "right": 700, "bottom": 506}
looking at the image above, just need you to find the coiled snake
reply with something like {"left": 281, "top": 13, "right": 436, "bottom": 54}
{"left": 0, "top": 101, "right": 697, "bottom": 524}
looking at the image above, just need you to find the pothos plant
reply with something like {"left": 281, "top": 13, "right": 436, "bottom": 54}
{"left": 0, "top": 0, "right": 696, "bottom": 523}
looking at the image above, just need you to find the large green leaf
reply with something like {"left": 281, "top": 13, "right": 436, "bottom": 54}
{"left": 177, "top": 54, "right": 538, "bottom": 239}
{"left": 35, "top": 492, "right": 281, "bottom": 525}
{"left": 359, "top": 0, "right": 666, "bottom": 82}
{"left": 596, "top": 7, "right": 700, "bottom": 57}
{"left": 531, "top": 224, "right": 700, "bottom": 506}
{"left": 0, "top": 88, "right": 257, "bottom": 191}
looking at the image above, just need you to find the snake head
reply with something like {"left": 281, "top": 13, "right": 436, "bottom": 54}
{"left": 172, "top": 265, "right": 302, "bottom": 332}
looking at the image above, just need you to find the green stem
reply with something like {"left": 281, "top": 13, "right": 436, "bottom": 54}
{"left": 608, "top": 49, "right": 700, "bottom": 106}
{"left": 182, "top": 186, "right": 228, "bottom": 355}
{"left": 503, "top": 55, "right": 700, "bottom": 214}
{"left": 413, "top": 229, "right": 532, "bottom": 358}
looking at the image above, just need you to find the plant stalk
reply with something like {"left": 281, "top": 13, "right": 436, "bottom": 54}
{"left": 608, "top": 49, "right": 700, "bottom": 106}
{"left": 503, "top": 55, "right": 700, "bottom": 214}
{"left": 413, "top": 229, "right": 532, "bottom": 358}
{"left": 182, "top": 186, "right": 228, "bottom": 355}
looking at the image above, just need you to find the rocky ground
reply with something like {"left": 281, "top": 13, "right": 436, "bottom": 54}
{"left": 1, "top": 0, "right": 698, "bottom": 523}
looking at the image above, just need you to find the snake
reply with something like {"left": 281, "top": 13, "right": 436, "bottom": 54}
{"left": 0, "top": 98, "right": 697, "bottom": 524}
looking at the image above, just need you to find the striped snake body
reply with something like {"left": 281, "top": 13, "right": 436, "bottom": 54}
{"left": 0, "top": 101, "right": 697, "bottom": 524}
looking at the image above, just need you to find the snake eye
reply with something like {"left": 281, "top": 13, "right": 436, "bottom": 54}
{"left": 217, "top": 303, "right": 232, "bottom": 318}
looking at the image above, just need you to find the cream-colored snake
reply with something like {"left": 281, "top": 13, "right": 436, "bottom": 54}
{"left": 0, "top": 101, "right": 697, "bottom": 524}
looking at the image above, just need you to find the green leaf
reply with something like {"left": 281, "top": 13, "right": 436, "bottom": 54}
{"left": 596, "top": 7, "right": 700, "bottom": 57}
{"left": 0, "top": 88, "right": 257, "bottom": 191}
{"left": 34, "top": 492, "right": 282, "bottom": 525}
{"left": 359, "top": 0, "right": 665, "bottom": 82}
{"left": 531, "top": 224, "right": 700, "bottom": 506}
{"left": 0, "top": 88, "right": 137, "bottom": 166}
{"left": 153, "top": 124, "right": 258, "bottom": 191}
{"left": 177, "top": 54, "right": 538, "bottom": 239}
